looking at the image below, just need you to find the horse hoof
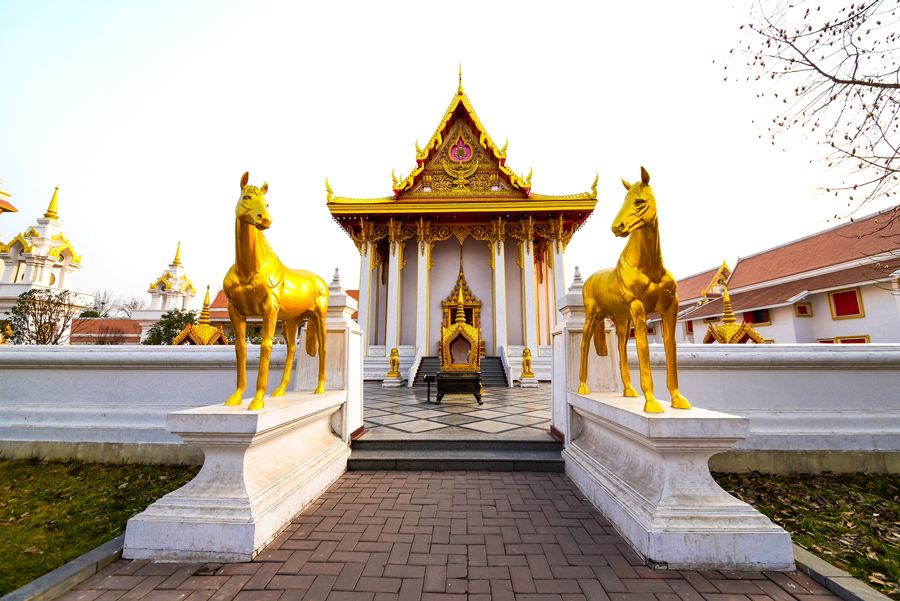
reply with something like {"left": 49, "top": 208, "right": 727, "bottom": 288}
{"left": 248, "top": 399, "right": 264, "bottom": 411}
{"left": 314, "top": 384, "right": 325, "bottom": 394}
{"left": 671, "top": 395, "right": 692, "bottom": 410}
{"left": 643, "top": 399, "right": 665, "bottom": 413}
{"left": 224, "top": 396, "right": 242, "bottom": 406}
{"left": 577, "top": 383, "right": 590, "bottom": 395}
{"left": 272, "top": 388, "right": 286, "bottom": 397}
{"left": 623, "top": 386, "right": 639, "bottom": 398}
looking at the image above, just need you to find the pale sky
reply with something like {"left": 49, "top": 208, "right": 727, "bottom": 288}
{"left": 1, "top": 1, "right": 891, "bottom": 309}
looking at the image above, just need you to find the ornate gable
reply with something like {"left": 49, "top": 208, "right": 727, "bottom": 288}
{"left": 392, "top": 74, "right": 532, "bottom": 197}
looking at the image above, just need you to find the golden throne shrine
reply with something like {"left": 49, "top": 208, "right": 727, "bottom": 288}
{"left": 435, "top": 289, "right": 483, "bottom": 404}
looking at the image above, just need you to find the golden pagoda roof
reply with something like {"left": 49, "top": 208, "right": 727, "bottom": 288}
{"left": 44, "top": 186, "right": 59, "bottom": 220}
{"left": 702, "top": 284, "right": 765, "bottom": 344}
{"left": 326, "top": 71, "right": 598, "bottom": 219}
{"left": 172, "top": 286, "right": 228, "bottom": 345}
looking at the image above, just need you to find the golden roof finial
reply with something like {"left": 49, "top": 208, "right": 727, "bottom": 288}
{"left": 721, "top": 284, "right": 736, "bottom": 324}
{"left": 43, "top": 186, "right": 59, "bottom": 220}
{"left": 591, "top": 173, "right": 599, "bottom": 198}
{"left": 455, "top": 287, "right": 466, "bottom": 323}
{"left": 172, "top": 241, "right": 182, "bottom": 266}
{"left": 325, "top": 178, "right": 334, "bottom": 203}
{"left": 199, "top": 285, "right": 211, "bottom": 325}
{"left": 457, "top": 63, "right": 464, "bottom": 96}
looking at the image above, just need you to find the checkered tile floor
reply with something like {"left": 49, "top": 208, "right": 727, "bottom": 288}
{"left": 363, "top": 383, "right": 551, "bottom": 439}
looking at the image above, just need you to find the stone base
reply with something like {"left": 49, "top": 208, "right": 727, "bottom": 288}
{"left": 519, "top": 377, "right": 539, "bottom": 388}
{"left": 123, "top": 391, "right": 349, "bottom": 562}
{"left": 382, "top": 376, "right": 404, "bottom": 387}
{"left": 563, "top": 391, "right": 794, "bottom": 571}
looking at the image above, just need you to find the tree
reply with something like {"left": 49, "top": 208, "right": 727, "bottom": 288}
{"left": 92, "top": 289, "right": 117, "bottom": 317}
{"left": 733, "top": 1, "right": 900, "bottom": 224}
{"left": 79, "top": 309, "right": 101, "bottom": 318}
{"left": 142, "top": 309, "right": 197, "bottom": 345}
{"left": 116, "top": 296, "right": 146, "bottom": 318}
{"left": 9, "top": 288, "right": 82, "bottom": 344}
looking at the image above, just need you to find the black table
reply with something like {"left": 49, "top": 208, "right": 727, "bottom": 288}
{"left": 423, "top": 374, "right": 436, "bottom": 403}
{"left": 435, "top": 372, "right": 483, "bottom": 405}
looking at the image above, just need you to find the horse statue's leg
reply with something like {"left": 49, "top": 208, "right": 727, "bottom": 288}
{"left": 578, "top": 311, "right": 600, "bottom": 395}
{"left": 225, "top": 304, "right": 247, "bottom": 406}
{"left": 249, "top": 302, "right": 278, "bottom": 411}
{"left": 614, "top": 318, "right": 638, "bottom": 398}
{"left": 273, "top": 318, "right": 298, "bottom": 397}
{"left": 629, "top": 301, "right": 663, "bottom": 413}
{"left": 314, "top": 296, "right": 327, "bottom": 395}
{"left": 661, "top": 304, "right": 691, "bottom": 409}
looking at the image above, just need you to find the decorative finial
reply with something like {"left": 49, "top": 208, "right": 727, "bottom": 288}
{"left": 721, "top": 284, "right": 736, "bottom": 324}
{"left": 199, "top": 285, "right": 211, "bottom": 325}
{"left": 391, "top": 169, "right": 398, "bottom": 189}
{"left": 500, "top": 139, "right": 508, "bottom": 157}
{"left": 43, "top": 186, "right": 59, "bottom": 220}
{"left": 172, "top": 241, "right": 182, "bottom": 266}
{"left": 332, "top": 267, "right": 340, "bottom": 285}
{"left": 457, "top": 63, "right": 464, "bottom": 95}
{"left": 569, "top": 266, "right": 585, "bottom": 293}
{"left": 325, "top": 178, "right": 334, "bottom": 203}
{"left": 591, "top": 173, "right": 598, "bottom": 198}
{"left": 455, "top": 287, "right": 466, "bottom": 323}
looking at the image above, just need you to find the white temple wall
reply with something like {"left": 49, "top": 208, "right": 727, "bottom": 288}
{"left": 504, "top": 237, "right": 523, "bottom": 347}
{"left": 399, "top": 241, "right": 418, "bottom": 347}
{"left": 536, "top": 258, "right": 552, "bottom": 346}
{"left": 426, "top": 238, "right": 493, "bottom": 355}
{"left": 746, "top": 305, "right": 796, "bottom": 343}
{"left": 371, "top": 258, "right": 387, "bottom": 347}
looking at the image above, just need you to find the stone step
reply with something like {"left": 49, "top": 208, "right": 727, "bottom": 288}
{"left": 352, "top": 439, "right": 561, "bottom": 452}
{"left": 413, "top": 357, "right": 509, "bottom": 387}
{"left": 347, "top": 448, "right": 564, "bottom": 472}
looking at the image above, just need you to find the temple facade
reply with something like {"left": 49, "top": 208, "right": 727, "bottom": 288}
{"left": 0, "top": 187, "right": 93, "bottom": 321}
{"left": 132, "top": 242, "right": 197, "bottom": 339}
{"left": 327, "top": 75, "right": 597, "bottom": 383}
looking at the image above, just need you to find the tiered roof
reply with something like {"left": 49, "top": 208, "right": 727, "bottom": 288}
{"left": 327, "top": 72, "right": 597, "bottom": 231}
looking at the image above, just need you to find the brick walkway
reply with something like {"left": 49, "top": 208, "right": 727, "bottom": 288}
{"left": 63, "top": 472, "right": 839, "bottom": 601}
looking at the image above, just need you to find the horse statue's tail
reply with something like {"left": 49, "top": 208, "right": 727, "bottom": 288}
{"left": 305, "top": 314, "right": 319, "bottom": 357}
{"left": 593, "top": 317, "right": 608, "bottom": 356}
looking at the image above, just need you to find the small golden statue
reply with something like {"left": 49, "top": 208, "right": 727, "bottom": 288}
{"left": 223, "top": 172, "right": 329, "bottom": 411}
{"left": 521, "top": 347, "right": 535, "bottom": 379}
{"left": 579, "top": 167, "right": 690, "bottom": 413}
{"left": 387, "top": 347, "right": 401, "bottom": 378}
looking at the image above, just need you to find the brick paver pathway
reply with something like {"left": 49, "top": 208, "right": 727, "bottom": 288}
{"left": 63, "top": 472, "right": 840, "bottom": 601}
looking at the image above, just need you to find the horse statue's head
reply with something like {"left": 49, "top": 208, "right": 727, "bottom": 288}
{"left": 612, "top": 166, "right": 656, "bottom": 238}
{"left": 237, "top": 171, "right": 271, "bottom": 230}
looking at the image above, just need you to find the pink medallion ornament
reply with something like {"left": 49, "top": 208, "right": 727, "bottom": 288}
{"left": 449, "top": 135, "right": 473, "bottom": 163}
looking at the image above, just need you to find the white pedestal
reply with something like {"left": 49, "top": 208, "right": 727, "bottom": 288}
{"left": 519, "top": 376, "right": 539, "bottom": 388}
{"left": 563, "top": 391, "right": 794, "bottom": 571}
{"left": 123, "top": 391, "right": 350, "bottom": 562}
{"left": 382, "top": 376, "right": 404, "bottom": 387}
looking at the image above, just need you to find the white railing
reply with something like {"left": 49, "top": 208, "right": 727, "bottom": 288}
{"left": 498, "top": 345, "right": 513, "bottom": 387}
{"left": 407, "top": 346, "right": 424, "bottom": 388}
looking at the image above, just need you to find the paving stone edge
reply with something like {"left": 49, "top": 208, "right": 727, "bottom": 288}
{"left": 0, "top": 536, "right": 123, "bottom": 601}
{"left": 793, "top": 544, "right": 893, "bottom": 601}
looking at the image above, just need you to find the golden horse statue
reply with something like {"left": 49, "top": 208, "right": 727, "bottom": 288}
{"left": 578, "top": 167, "right": 690, "bottom": 413}
{"left": 223, "top": 172, "right": 328, "bottom": 410}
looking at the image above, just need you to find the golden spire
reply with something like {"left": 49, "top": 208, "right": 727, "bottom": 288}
{"left": 172, "top": 241, "right": 182, "bottom": 266}
{"left": 43, "top": 186, "right": 59, "bottom": 219}
{"left": 457, "top": 63, "right": 464, "bottom": 96}
{"left": 199, "top": 285, "right": 211, "bottom": 325}
{"left": 721, "top": 284, "right": 736, "bottom": 324}
{"left": 455, "top": 288, "right": 466, "bottom": 323}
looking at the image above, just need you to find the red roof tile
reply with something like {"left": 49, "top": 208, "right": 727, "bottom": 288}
{"left": 688, "top": 262, "right": 896, "bottom": 320}
{"left": 727, "top": 206, "right": 899, "bottom": 290}
{"left": 71, "top": 318, "right": 143, "bottom": 344}
{"left": 676, "top": 267, "right": 719, "bottom": 303}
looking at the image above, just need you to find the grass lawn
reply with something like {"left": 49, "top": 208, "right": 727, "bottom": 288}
{"left": 0, "top": 459, "right": 199, "bottom": 596}
{"left": 715, "top": 472, "right": 900, "bottom": 600}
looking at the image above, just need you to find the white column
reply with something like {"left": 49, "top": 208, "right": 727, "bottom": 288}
{"left": 356, "top": 241, "right": 373, "bottom": 351}
{"left": 521, "top": 239, "right": 538, "bottom": 350}
{"left": 415, "top": 240, "right": 430, "bottom": 355}
{"left": 384, "top": 240, "right": 401, "bottom": 350}
{"left": 551, "top": 240, "right": 566, "bottom": 327}
{"left": 492, "top": 238, "right": 507, "bottom": 354}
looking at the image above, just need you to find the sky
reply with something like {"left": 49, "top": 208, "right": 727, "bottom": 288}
{"left": 1, "top": 1, "right": 893, "bottom": 309}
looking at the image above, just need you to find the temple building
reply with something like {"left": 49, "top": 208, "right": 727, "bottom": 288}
{"left": 0, "top": 186, "right": 93, "bottom": 322}
{"left": 677, "top": 206, "right": 900, "bottom": 343}
{"left": 0, "top": 181, "right": 16, "bottom": 216}
{"left": 132, "top": 242, "right": 197, "bottom": 339}
{"left": 327, "top": 74, "right": 597, "bottom": 383}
